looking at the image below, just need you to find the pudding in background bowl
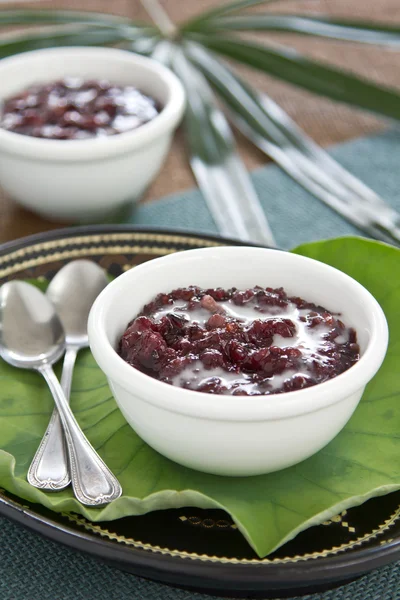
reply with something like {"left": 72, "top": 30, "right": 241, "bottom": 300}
{"left": 88, "top": 246, "right": 388, "bottom": 477}
{"left": 0, "top": 77, "right": 161, "bottom": 140}
{"left": 0, "top": 47, "right": 185, "bottom": 222}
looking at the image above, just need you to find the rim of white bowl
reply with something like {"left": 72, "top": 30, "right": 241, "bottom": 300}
{"left": 88, "top": 247, "right": 389, "bottom": 421}
{"left": 0, "top": 47, "right": 185, "bottom": 161}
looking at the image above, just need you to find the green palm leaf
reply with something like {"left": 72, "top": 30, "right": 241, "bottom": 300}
{"left": 182, "top": 0, "right": 280, "bottom": 32}
{"left": 191, "top": 35, "right": 400, "bottom": 122}
{"left": 0, "top": 26, "right": 147, "bottom": 60}
{"left": 0, "top": 9, "right": 141, "bottom": 28}
{"left": 192, "top": 14, "right": 400, "bottom": 46}
{"left": 130, "top": 35, "right": 160, "bottom": 56}
{"left": 171, "top": 45, "right": 276, "bottom": 246}
{"left": 186, "top": 42, "right": 400, "bottom": 246}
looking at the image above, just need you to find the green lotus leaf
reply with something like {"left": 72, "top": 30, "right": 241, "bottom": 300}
{"left": 0, "top": 236, "right": 398, "bottom": 558}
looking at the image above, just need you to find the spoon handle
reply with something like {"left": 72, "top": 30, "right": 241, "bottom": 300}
{"left": 27, "top": 348, "right": 79, "bottom": 490}
{"left": 39, "top": 364, "right": 122, "bottom": 506}
{"left": 60, "top": 346, "right": 78, "bottom": 401}
{"left": 27, "top": 408, "right": 70, "bottom": 490}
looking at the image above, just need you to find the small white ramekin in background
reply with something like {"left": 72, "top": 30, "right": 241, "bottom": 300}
{"left": 0, "top": 47, "right": 185, "bottom": 222}
{"left": 88, "top": 247, "right": 388, "bottom": 477}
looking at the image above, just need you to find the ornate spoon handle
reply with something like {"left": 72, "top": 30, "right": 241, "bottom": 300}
{"left": 38, "top": 364, "right": 122, "bottom": 506}
{"left": 27, "top": 348, "right": 78, "bottom": 490}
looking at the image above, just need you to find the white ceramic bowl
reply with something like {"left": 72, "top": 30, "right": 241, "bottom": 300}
{"left": 88, "top": 246, "right": 388, "bottom": 476}
{"left": 0, "top": 47, "right": 185, "bottom": 222}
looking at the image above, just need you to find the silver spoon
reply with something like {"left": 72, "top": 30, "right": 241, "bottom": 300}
{"left": 0, "top": 280, "right": 122, "bottom": 506}
{"left": 27, "top": 260, "right": 109, "bottom": 491}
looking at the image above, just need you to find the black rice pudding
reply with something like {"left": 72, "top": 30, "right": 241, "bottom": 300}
{"left": 0, "top": 77, "right": 160, "bottom": 139}
{"left": 118, "top": 286, "right": 360, "bottom": 396}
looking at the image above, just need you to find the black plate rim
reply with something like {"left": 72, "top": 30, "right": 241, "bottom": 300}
{"left": 2, "top": 490, "right": 400, "bottom": 594}
{"left": 0, "top": 223, "right": 260, "bottom": 257}
{"left": 1, "top": 224, "right": 399, "bottom": 596}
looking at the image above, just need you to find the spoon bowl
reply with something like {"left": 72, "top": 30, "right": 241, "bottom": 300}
{"left": 0, "top": 281, "right": 65, "bottom": 368}
{"left": 46, "top": 260, "right": 109, "bottom": 348}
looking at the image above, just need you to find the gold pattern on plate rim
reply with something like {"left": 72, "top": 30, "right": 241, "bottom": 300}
{"left": 0, "top": 246, "right": 178, "bottom": 278}
{"left": 62, "top": 504, "right": 400, "bottom": 564}
{"left": 0, "top": 232, "right": 221, "bottom": 267}
{"left": 0, "top": 231, "right": 399, "bottom": 565}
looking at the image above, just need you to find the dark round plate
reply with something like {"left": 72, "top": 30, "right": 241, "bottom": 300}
{"left": 0, "top": 225, "right": 399, "bottom": 598}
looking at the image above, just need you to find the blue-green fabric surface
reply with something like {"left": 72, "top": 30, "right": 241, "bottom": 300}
{"left": 132, "top": 130, "right": 400, "bottom": 249}
{"left": 1, "top": 129, "right": 400, "bottom": 600}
